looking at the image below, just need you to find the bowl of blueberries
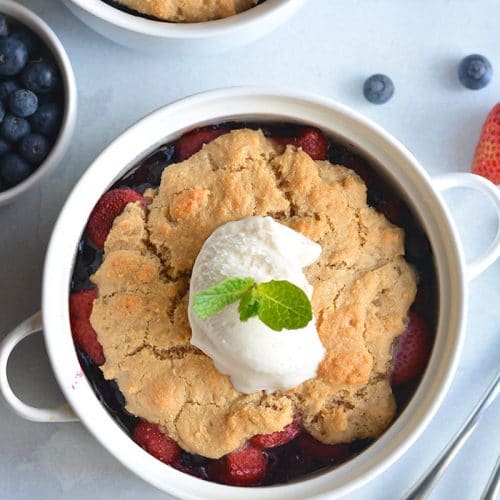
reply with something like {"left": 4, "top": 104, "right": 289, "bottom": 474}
{"left": 0, "top": 0, "right": 77, "bottom": 206}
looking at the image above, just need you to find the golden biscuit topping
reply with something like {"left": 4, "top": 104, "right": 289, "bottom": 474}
{"left": 90, "top": 129, "right": 416, "bottom": 458}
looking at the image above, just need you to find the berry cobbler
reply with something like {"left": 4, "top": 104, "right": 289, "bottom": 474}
{"left": 70, "top": 123, "right": 437, "bottom": 486}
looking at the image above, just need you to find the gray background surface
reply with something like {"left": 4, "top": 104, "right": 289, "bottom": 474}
{"left": 1, "top": 0, "right": 499, "bottom": 498}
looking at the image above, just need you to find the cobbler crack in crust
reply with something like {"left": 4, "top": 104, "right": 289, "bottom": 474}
{"left": 114, "top": 0, "right": 259, "bottom": 22}
{"left": 90, "top": 129, "right": 417, "bottom": 459}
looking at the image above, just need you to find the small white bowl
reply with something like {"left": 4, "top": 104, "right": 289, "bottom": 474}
{"left": 1, "top": 88, "right": 500, "bottom": 498}
{"left": 62, "top": 0, "right": 306, "bottom": 53}
{"left": 0, "top": 0, "right": 77, "bottom": 207}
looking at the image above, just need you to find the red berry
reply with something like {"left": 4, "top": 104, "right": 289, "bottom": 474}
{"left": 391, "top": 312, "right": 433, "bottom": 386}
{"left": 250, "top": 419, "right": 301, "bottom": 448}
{"left": 69, "top": 288, "right": 105, "bottom": 365}
{"left": 133, "top": 419, "right": 181, "bottom": 465}
{"left": 297, "top": 433, "right": 351, "bottom": 462}
{"left": 273, "top": 127, "right": 329, "bottom": 160}
{"left": 86, "top": 188, "right": 145, "bottom": 248}
{"left": 472, "top": 103, "right": 500, "bottom": 184}
{"left": 208, "top": 445, "right": 267, "bottom": 486}
{"left": 176, "top": 127, "right": 228, "bottom": 161}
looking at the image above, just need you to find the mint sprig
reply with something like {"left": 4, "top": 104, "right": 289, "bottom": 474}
{"left": 192, "top": 277, "right": 255, "bottom": 319}
{"left": 193, "top": 277, "right": 312, "bottom": 331}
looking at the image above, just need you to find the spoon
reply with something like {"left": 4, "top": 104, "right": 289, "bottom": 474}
{"left": 405, "top": 373, "right": 500, "bottom": 500}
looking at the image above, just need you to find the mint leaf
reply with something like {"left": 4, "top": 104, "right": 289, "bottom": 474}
{"left": 193, "top": 277, "right": 255, "bottom": 319}
{"left": 255, "top": 280, "right": 312, "bottom": 331}
{"left": 238, "top": 288, "right": 260, "bottom": 321}
{"left": 192, "top": 277, "right": 313, "bottom": 331}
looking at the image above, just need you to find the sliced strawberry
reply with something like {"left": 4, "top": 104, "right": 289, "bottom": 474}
{"left": 208, "top": 445, "right": 267, "bottom": 486}
{"left": 69, "top": 288, "right": 105, "bottom": 365}
{"left": 86, "top": 188, "right": 145, "bottom": 248}
{"left": 472, "top": 103, "right": 500, "bottom": 184}
{"left": 272, "top": 127, "right": 329, "bottom": 160}
{"left": 250, "top": 419, "right": 301, "bottom": 449}
{"left": 297, "top": 433, "right": 351, "bottom": 462}
{"left": 391, "top": 312, "right": 433, "bottom": 386}
{"left": 133, "top": 419, "right": 181, "bottom": 465}
{"left": 176, "top": 127, "right": 228, "bottom": 161}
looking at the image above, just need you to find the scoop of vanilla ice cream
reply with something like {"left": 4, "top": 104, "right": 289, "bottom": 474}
{"left": 188, "top": 216, "right": 326, "bottom": 394}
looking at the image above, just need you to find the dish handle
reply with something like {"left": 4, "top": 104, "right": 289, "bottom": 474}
{"left": 433, "top": 172, "right": 500, "bottom": 281}
{"left": 0, "top": 311, "right": 78, "bottom": 422}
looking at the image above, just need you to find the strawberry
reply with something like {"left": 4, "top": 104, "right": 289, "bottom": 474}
{"left": 69, "top": 288, "right": 105, "bottom": 365}
{"left": 472, "top": 103, "right": 500, "bottom": 184}
{"left": 133, "top": 419, "right": 181, "bottom": 465}
{"left": 250, "top": 419, "right": 301, "bottom": 449}
{"left": 297, "top": 433, "right": 351, "bottom": 462}
{"left": 86, "top": 188, "right": 145, "bottom": 248}
{"left": 272, "top": 127, "right": 329, "bottom": 160}
{"left": 391, "top": 312, "right": 433, "bottom": 386}
{"left": 208, "top": 445, "right": 267, "bottom": 486}
{"left": 176, "top": 127, "right": 228, "bottom": 161}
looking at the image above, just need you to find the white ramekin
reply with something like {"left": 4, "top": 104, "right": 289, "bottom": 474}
{"left": 62, "top": 0, "right": 306, "bottom": 53}
{"left": 0, "top": 0, "right": 77, "bottom": 206}
{"left": 1, "top": 88, "right": 500, "bottom": 499}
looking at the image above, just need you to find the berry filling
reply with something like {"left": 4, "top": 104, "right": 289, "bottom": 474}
{"left": 70, "top": 122, "right": 437, "bottom": 486}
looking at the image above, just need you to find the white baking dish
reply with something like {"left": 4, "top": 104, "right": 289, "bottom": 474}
{"left": 1, "top": 88, "right": 499, "bottom": 499}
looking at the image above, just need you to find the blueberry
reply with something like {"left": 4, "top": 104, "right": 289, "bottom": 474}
{"left": 363, "top": 74, "right": 395, "bottom": 104}
{"left": 0, "top": 100, "right": 4, "bottom": 123}
{"left": 458, "top": 54, "right": 493, "bottom": 90}
{"left": 0, "top": 152, "right": 32, "bottom": 186}
{"left": 19, "top": 133, "right": 49, "bottom": 165}
{"left": 0, "top": 79, "right": 20, "bottom": 100}
{"left": 22, "top": 60, "right": 59, "bottom": 94}
{"left": 0, "top": 14, "right": 9, "bottom": 38}
{"left": 0, "top": 138, "right": 11, "bottom": 155}
{"left": 71, "top": 242, "right": 103, "bottom": 292}
{"left": 0, "top": 36, "right": 28, "bottom": 76}
{"left": 8, "top": 88, "right": 38, "bottom": 118}
{"left": 181, "top": 452, "right": 211, "bottom": 467}
{"left": 1, "top": 114, "right": 31, "bottom": 142}
{"left": 10, "top": 28, "right": 40, "bottom": 57}
{"left": 30, "top": 102, "right": 61, "bottom": 135}
{"left": 147, "top": 145, "right": 175, "bottom": 184}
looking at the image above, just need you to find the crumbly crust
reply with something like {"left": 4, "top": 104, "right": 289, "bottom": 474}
{"left": 114, "top": 0, "right": 259, "bottom": 22}
{"left": 90, "top": 129, "right": 417, "bottom": 458}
